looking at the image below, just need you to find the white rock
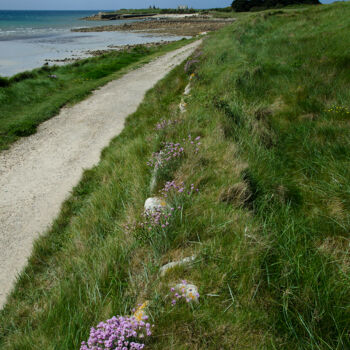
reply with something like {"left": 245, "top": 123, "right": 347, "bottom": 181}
{"left": 149, "top": 167, "right": 158, "bottom": 193}
{"left": 133, "top": 301, "right": 149, "bottom": 321}
{"left": 160, "top": 256, "right": 196, "bottom": 276}
{"left": 144, "top": 197, "right": 167, "bottom": 213}
{"left": 174, "top": 282, "right": 199, "bottom": 302}
{"left": 184, "top": 83, "right": 191, "bottom": 96}
{"left": 179, "top": 99, "right": 187, "bottom": 113}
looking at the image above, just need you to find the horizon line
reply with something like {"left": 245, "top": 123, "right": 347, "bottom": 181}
{"left": 0, "top": 8, "right": 205, "bottom": 11}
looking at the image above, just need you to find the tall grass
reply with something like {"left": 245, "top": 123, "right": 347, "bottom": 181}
{"left": 194, "top": 3, "right": 350, "bottom": 348}
{"left": 1, "top": 3, "right": 349, "bottom": 349}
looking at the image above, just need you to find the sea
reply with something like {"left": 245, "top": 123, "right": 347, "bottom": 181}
{"left": 0, "top": 10, "right": 182, "bottom": 77}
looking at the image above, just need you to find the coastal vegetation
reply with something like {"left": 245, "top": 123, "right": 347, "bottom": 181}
{"left": 0, "top": 39, "right": 192, "bottom": 151}
{"left": 1, "top": 2, "right": 350, "bottom": 349}
{"left": 231, "top": 0, "right": 319, "bottom": 12}
{"left": 73, "top": 18, "right": 232, "bottom": 36}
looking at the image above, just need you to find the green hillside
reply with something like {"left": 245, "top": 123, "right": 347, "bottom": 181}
{"left": 1, "top": 3, "right": 349, "bottom": 349}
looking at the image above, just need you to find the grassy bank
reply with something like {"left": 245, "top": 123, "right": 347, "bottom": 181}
{"left": 1, "top": 2, "right": 350, "bottom": 349}
{"left": 0, "top": 39, "right": 191, "bottom": 151}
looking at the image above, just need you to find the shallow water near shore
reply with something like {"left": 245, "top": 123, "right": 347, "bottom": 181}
{"left": 0, "top": 10, "right": 183, "bottom": 76}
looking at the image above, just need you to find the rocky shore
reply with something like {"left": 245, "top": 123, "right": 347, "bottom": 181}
{"left": 82, "top": 12, "right": 157, "bottom": 21}
{"left": 73, "top": 18, "right": 235, "bottom": 37}
{"left": 44, "top": 41, "right": 175, "bottom": 63}
{"left": 86, "top": 41, "right": 174, "bottom": 56}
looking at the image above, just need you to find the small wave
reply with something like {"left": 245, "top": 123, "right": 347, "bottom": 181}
{"left": 0, "top": 26, "right": 70, "bottom": 41}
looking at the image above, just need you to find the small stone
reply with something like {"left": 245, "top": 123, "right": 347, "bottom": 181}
{"left": 160, "top": 256, "right": 196, "bottom": 277}
{"left": 133, "top": 301, "right": 149, "bottom": 321}
{"left": 184, "top": 83, "right": 191, "bottom": 96}
{"left": 149, "top": 167, "right": 158, "bottom": 193}
{"left": 179, "top": 99, "right": 187, "bottom": 113}
{"left": 144, "top": 197, "right": 167, "bottom": 213}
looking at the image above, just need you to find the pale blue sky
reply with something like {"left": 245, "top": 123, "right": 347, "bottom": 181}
{"left": 0, "top": 0, "right": 340, "bottom": 10}
{"left": 0, "top": 0, "right": 230, "bottom": 10}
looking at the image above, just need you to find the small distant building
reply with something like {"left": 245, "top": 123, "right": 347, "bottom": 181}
{"left": 178, "top": 5, "right": 189, "bottom": 10}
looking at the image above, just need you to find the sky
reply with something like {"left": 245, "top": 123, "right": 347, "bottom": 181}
{"left": 0, "top": 0, "right": 232, "bottom": 10}
{"left": 0, "top": 0, "right": 340, "bottom": 10}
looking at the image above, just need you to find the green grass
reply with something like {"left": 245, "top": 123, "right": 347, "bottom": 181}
{"left": 1, "top": 2, "right": 350, "bottom": 349}
{"left": 0, "top": 39, "right": 192, "bottom": 150}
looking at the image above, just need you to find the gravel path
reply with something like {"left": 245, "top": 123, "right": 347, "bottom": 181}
{"left": 0, "top": 40, "right": 201, "bottom": 308}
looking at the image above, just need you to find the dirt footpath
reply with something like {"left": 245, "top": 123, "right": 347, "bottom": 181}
{"left": 0, "top": 40, "right": 201, "bottom": 309}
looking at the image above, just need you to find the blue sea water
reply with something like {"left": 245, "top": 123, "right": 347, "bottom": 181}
{"left": 0, "top": 11, "right": 182, "bottom": 76}
{"left": 0, "top": 10, "right": 123, "bottom": 41}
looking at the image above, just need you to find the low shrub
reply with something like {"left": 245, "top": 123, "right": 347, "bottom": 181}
{"left": 9, "top": 71, "right": 37, "bottom": 83}
{"left": 8, "top": 120, "right": 37, "bottom": 137}
{"left": 0, "top": 76, "right": 10, "bottom": 87}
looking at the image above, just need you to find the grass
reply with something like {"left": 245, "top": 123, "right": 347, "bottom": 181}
{"left": 1, "top": 2, "right": 350, "bottom": 349}
{"left": 0, "top": 39, "right": 192, "bottom": 150}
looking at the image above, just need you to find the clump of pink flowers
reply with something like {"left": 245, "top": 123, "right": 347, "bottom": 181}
{"left": 161, "top": 181, "right": 198, "bottom": 198}
{"left": 124, "top": 206, "right": 173, "bottom": 235}
{"left": 139, "top": 182, "right": 198, "bottom": 230}
{"left": 80, "top": 315, "right": 152, "bottom": 350}
{"left": 170, "top": 280, "right": 200, "bottom": 305}
{"left": 147, "top": 142, "right": 185, "bottom": 169}
{"left": 155, "top": 119, "right": 180, "bottom": 131}
{"left": 141, "top": 207, "right": 173, "bottom": 230}
{"left": 184, "top": 134, "right": 201, "bottom": 154}
{"left": 147, "top": 135, "right": 201, "bottom": 169}
{"left": 125, "top": 181, "right": 199, "bottom": 242}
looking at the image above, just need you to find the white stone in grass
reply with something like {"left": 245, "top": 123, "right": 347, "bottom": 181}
{"left": 179, "top": 99, "right": 187, "bottom": 113}
{"left": 133, "top": 301, "right": 149, "bottom": 321}
{"left": 149, "top": 166, "right": 158, "bottom": 193}
{"left": 184, "top": 83, "right": 191, "bottom": 96}
{"left": 144, "top": 197, "right": 167, "bottom": 213}
{"left": 174, "top": 282, "right": 199, "bottom": 302}
{"left": 160, "top": 256, "right": 196, "bottom": 277}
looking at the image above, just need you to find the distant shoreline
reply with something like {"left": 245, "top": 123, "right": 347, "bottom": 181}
{"left": 73, "top": 17, "right": 235, "bottom": 37}
{"left": 0, "top": 10, "right": 187, "bottom": 76}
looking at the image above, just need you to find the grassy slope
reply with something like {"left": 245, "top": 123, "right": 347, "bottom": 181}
{"left": 0, "top": 39, "right": 192, "bottom": 151}
{"left": 1, "top": 3, "right": 350, "bottom": 349}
